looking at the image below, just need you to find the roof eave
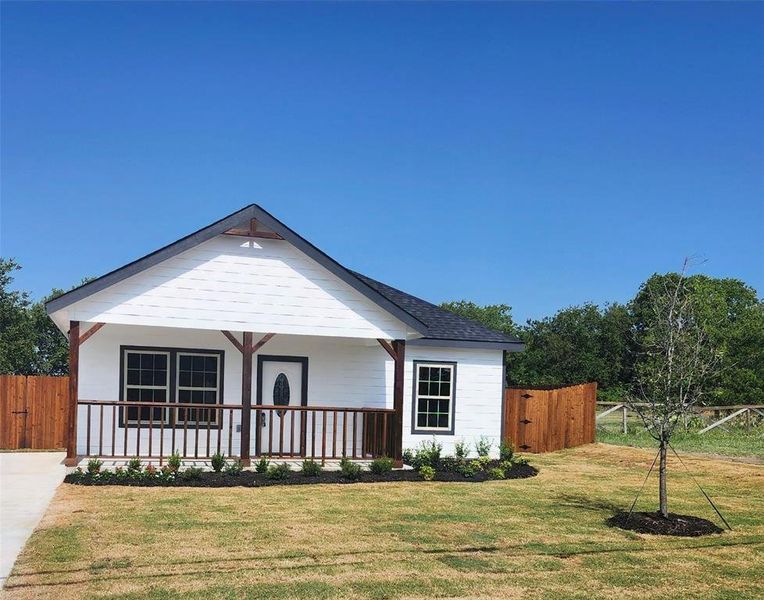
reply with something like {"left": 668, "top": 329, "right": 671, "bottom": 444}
{"left": 408, "top": 338, "right": 525, "bottom": 352}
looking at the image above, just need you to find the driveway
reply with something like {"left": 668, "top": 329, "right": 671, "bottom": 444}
{"left": 0, "top": 452, "right": 66, "bottom": 588}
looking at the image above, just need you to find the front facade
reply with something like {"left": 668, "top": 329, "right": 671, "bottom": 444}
{"left": 46, "top": 205, "right": 523, "bottom": 466}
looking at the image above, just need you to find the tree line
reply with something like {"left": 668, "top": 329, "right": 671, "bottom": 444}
{"left": 442, "top": 272, "right": 764, "bottom": 406}
{"left": 2, "top": 257, "right": 762, "bottom": 405}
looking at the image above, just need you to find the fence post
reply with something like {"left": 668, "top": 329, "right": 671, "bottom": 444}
{"left": 622, "top": 405, "right": 628, "bottom": 434}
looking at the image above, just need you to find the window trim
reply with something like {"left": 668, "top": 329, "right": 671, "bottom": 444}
{"left": 411, "top": 360, "right": 457, "bottom": 435}
{"left": 118, "top": 345, "right": 225, "bottom": 429}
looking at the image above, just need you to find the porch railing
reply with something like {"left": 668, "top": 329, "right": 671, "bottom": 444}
{"left": 76, "top": 400, "right": 394, "bottom": 463}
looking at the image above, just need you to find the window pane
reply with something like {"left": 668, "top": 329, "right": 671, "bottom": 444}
{"left": 126, "top": 387, "right": 139, "bottom": 401}
{"left": 419, "top": 366, "right": 429, "bottom": 381}
{"left": 140, "top": 353, "right": 154, "bottom": 369}
{"left": 191, "top": 372, "right": 205, "bottom": 387}
{"left": 203, "top": 372, "right": 217, "bottom": 387}
{"left": 127, "top": 369, "right": 139, "bottom": 385}
{"left": 440, "top": 382, "right": 450, "bottom": 397}
{"left": 192, "top": 355, "right": 205, "bottom": 371}
{"left": 155, "top": 354, "right": 167, "bottom": 369}
{"left": 127, "top": 353, "right": 140, "bottom": 368}
{"left": 154, "top": 369, "right": 167, "bottom": 386}
{"left": 417, "top": 414, "right": 427, "bottom": 427}
{"left": 438, "top": 414, "right": 449, "bottom": 428}
{"left": 441, "top": 368, "right": 451, "bottom": 382}
{"left": 428, "top": 382, "right": 441, "bottom": 396}
{"left": 178, "top": 371, "right": 191, "bottom": 387}
{"left": 431, "top": 369, "right": 441, "bottom": 382}
{"left": 179, "top": 355, "right": 192, "bottom": 370}
{"left": 205, "top": 356, "right": 217, "bottom": 371}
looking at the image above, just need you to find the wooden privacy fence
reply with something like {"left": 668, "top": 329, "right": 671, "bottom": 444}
{"left": 503, "top": 383, "right": 597, "bottom": 453}
{"left": 0, "top": 375, "right": 69, "bottom": 450}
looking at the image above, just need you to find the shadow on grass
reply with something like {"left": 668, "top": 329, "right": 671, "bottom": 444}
{"left": 7, "top": 537, "right": 763, "bottom": 590}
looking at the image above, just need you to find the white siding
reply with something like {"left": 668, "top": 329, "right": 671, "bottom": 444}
{"left": 404, "top": 346, "right": 504, "bottom": 458}
{"left": 59, "top": 235, "right": 409, "bottom": 339}
{"left": 75, "top": 324, "right": 504, "bottom": 459}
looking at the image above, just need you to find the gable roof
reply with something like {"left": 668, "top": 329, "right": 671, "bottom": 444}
{"left": 46, "top": 204, "right": 523, "bottom": 350}
{"left": 352, "top": 272, "right": 524, "bottom": 351}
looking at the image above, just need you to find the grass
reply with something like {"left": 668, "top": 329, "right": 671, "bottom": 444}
{"left": 597, "top": 427, "right": 764, "bottom": 460}
{"left": 5, "top": 444, "right": 764, "bottom": 599}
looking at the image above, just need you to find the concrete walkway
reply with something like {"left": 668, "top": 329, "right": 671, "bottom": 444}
{"left": 0, "top": 452, "right": 66, "bottom": 588}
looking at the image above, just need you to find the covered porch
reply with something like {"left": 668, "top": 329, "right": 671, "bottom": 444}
{"left": 65, "top": 321, "right": 407, "bottom": 467}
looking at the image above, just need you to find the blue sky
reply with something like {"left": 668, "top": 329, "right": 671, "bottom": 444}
{"left": 2, "top": 2, "right": 762, "bottom": 323}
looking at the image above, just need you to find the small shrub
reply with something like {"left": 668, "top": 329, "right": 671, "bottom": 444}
{"left": 211, "top": 452, "right": 225, "bottom": 473}
{"left": 457, "top": 462, "right": 476, "bottom": 478}
{"left": 474, "top": 436, "right": 492, "bottom": 458}
{"left": 410, "top": 439, "right": 442, "bottom": 470}
{"left": 513, "top": 455, "right": 529, "bottom": 466}
{"left": 402, "top": 448, "right": 414, "bottom": 465}
{"left": 488, "top": 467, "right": 506, "bottom": 480}
{"left": 499, "top": 441, "right": 514, "bottom": 462}
{"left": 499, "top": 460, "right": 514, "bottom": 475}
{"left": 254, "top": 457, "right": 270, "bottom": 473}
{"left": 454, "top": 439, "right": 470, "bottom": 460}
{"left": 167, "top": 451, "right": 182, "bottom": 473}
{"left": 86, "top": 458, "right": 103, "bottom": 475}
{"left": 369, "top": 456, "right": 394, "bottom": 475}
{"left": 114, "top": 466, "right": 128, "bottom": 481}
{"left": 473, "top": 455, "right": 491, "bottom": 471}
{"left": 181, "top": 466, "right": 203, "bottom": 480}
{"left": 160, "top": 465, "right": 175, "bottom": 480}
{"left": 127, "top": 457, "right": 142, "bottom": 474}
{"left": 69, "top": 467, "right": 84, "bottom": 482}
{"left": 419, "top": 465, "right": 435, "bottom": 481}
{"left": 339, "top": 457, "right": 362, "bottom": 481}
{"left": 266, "top": 462, "right": 291, "bottom": 480}
{"left": 301, "top": 459, "right": 322, "bottom": 477}
{"left": 440, "top": 456, "right": 462, "bottom": 472}
{"left": 143, "top": 464, "right": 158, "bottom": 479}
{"left": 224, "top": 458, "right": 244, "bottom": 476}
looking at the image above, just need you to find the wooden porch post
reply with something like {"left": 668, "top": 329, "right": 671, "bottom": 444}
{"left": 392, "top": 339, "right": 405, "bottom": 467}
{"left": 240, "top": 332, "right": 253, "bottom": 465}
{"left": 65, "top": 320, "right": 80, "bottom": 466}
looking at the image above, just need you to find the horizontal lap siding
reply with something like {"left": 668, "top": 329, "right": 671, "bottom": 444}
{"left": 76, "top": 325, "right": 392, "bottom": 457}
{"left": 64, "top": 236, "right": 408, "bottom": 339}
{"left": 403, "top": 347, "right": 504, "bottom": 458}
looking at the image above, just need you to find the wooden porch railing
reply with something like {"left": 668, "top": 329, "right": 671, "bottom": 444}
{"left": 77, "top": 400, "right": 394, "bottom": 463}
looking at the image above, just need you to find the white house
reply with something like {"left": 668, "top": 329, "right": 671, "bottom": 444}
{"left": 46, "top": 205, "right": 523, "bottom": 466}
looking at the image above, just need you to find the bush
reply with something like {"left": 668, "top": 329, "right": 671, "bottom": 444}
{"left": 457, "top": 462, "right": 476, "bottom": 478}
{"left": 167, "top": 451, "right": 182, "bottom": 473}
{"left": 127, "top": 457, "right": 142, "bottom": 474}
{"left": 114, "top": 466, "right": 128, "bottom": 481}
{"left": 301, "top": 459, "right": 322, "bottom": 477}
{"left": 454, "top": 439, "right": 470, "bottom": 460}
{"left": 499, "top": 442, "right": 514, "bottom": 462}
{"left": 86, "top": 458, "right": 103, "bottom": 475}
{"left": 339, "top": 457, "right": 362, "bottom": 481}
{"left": 369, "top": 456, "right": 394, "bottom": 475}
{"left": 488, "top": 467, "right": 506, "bottom": 480}
{"left": 143, "top": 464, "right": 158, "bottom": 479}
{"left": 440, "top": 456, "right": 462, "bottom": 472}
{"left": 499, "top": 460, "right": 514, "bottom": 475}
{"left": 473, "top": 455, "right": 491, "bottom": 471}
{"left": 254, "top": 457, "right": 270, "bottom": 474}
{"left": 181, "top": 466, "right": 203, "bottom": 481}
{"left": 419, "top": 465, "right": 435, "bottom": 481}
{"left": 409, "top": 439, "right": 442, "bottom": 470}
{"left": 211, "top": 453, "right": 225, "bottom": 473}
{"left": 224, "top": 458, "right": 244, "bottom": 476}
{"left": 475, "top": 436, "right": 492, "bottom": 458}
{"left": 513, "top": 455, "right": 529, "bottom": 466}
{"left": 402, "top": 448, "right": 414, "bottom": 465}
{"left": 266, "top": 462, "right": 291, "bottom": 480}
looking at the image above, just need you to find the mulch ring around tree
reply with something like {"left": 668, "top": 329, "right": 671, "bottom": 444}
{"left": 607, "top": 511, "right": 724, "bottom": 537}
{"left": 64, "top": 462, "right": 538, "bottom": 488}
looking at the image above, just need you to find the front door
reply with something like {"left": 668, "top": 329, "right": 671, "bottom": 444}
{"left": 256, "top": 356, "right": 308, "bottom": 456}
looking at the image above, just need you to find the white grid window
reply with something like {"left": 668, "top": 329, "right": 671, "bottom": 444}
{"left": 415, "top": 363, "right": 454, "bottom": 431}
{"left": 176, "top": 352, "right": 220, "bottom": 426}
{"left": 123, "top": 350, "right": 170, "bottom": 424}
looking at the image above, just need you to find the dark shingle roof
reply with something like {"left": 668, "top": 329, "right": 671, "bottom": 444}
{"left": 351, "top": 271, "right": 523, "bottom": 347}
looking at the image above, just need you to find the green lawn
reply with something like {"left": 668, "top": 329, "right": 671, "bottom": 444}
{"left": 5, "top": 444, "right": 763, "bottom": 599}
{"left": 596, "top": 414, "right": 764, "bottom": 459}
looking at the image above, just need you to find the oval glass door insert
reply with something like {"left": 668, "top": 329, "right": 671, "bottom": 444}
{"left": 273, "top": 373, "right": 290, "bottom": 417}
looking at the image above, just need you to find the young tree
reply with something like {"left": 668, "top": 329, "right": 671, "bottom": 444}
{"left": 628, "top": 260, "right": 720, "bottom": 518}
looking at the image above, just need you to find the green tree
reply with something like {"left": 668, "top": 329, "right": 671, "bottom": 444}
{"left": 27, "top": 289, "right": 69, "bottom": 375}
{"left": 633, "top": 274, "right": 764, "bottom": 405}
{"left": 0, "top": 258, "right": 35, "bottom": 374}
{"left": 508, "top": 303, "right": 633, "bottom": 398}
{"left": 438, "top": 301, "right": 517, "bottom": 337}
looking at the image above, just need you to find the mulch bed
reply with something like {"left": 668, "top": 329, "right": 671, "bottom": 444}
{"left": 607, "top": 511, "right": 724, "bottom": 537}
{"left": 64, "top": 462, "right": 538, "bottom": 488}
